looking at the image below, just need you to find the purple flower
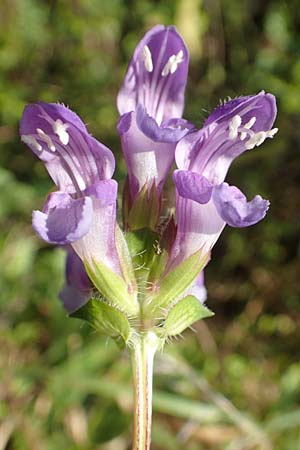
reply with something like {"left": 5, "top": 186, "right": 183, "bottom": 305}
{"left": 117, "top": 25, "right": 193, "bottom": 200}
{"left": 20, "top": 102, "right": 122, "bottom": 276}
{"left": 169, "top": 92, "right": 278, "bottom": 268}
{"left": 59, "top": 247, "right": 92, "bottom": 314}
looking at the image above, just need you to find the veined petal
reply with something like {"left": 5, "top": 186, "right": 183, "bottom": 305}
{"left": 173, "top": 170, "right": 213, "bottom": 204}
{"left": 212, "top": 182, "right": 270, "bottom": 227}
{"left": 32, "top": 191, "right": 93, "bottom": 244}
{"left": 204, "top": 91, "right": 276, "bottom": 129}
{"left": 175, "top": 92, "right": 278, "bottom": 184}
{"left": 117, "top": 25, "right": 189, "bottom": 124}
{"left": 20, "top": 102, "right": 115, "bottom": 193}
{"left": 118, "top": 110, "right": 180, "bottom": 199}
{"left": 59, "top": 247, "right": 92, "bottom": 314}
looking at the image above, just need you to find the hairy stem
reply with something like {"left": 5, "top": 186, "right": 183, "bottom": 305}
{"left": 131, "top": 332, "right": 158, "bottom": 450}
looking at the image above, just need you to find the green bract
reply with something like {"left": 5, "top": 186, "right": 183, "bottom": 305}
{"left": 161, "top": 295, "right": 214, "bottom": 337}
{"left": 72, "top": 298, "right": 132, "bottom": 345}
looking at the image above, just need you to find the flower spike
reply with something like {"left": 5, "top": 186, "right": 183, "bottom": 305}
{"left": 20, "top": 24, "right": 279, "bottom": 450}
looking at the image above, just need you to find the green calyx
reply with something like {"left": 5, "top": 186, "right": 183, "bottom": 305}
{"left": 71, "top": 226, "right": 213, "bottom": 346}
{"left": 144, "top": 250, "right": 211, "bottom": 318}
{"left": 84, "top": 258, "right": 139, "bottom": 317}
{"left": 125, "top": 182, "right": 160, "bottom": 231}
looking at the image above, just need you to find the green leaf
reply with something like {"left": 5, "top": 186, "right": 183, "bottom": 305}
{"left": 85, "top": 260, "right": 139, "bottom": 317}
{"left": 71, "top": 298, "right": 132, "bottom": 343}
{"left": 145, "top": 250, "right": 210, "bottom": 316}
{"left": 162, "top": 295, "right": 214, "bottom": 337}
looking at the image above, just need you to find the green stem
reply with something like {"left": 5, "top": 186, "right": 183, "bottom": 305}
{"left": 131, "top": 332, "right": 158, "bottom": 450}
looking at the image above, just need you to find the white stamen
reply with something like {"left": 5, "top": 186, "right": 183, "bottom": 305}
{"left": 256, "top": 131, "right": 267, "bottom": 146}
{"left": 21, "top": 134, "right": 42, "bottom": 151}
{"left": 245, "top": 127, "right": 278, "bottom": 150}
{"left": 142, "top": 45, "right": 153, "bottom": 72}
{"left": 229, "top": 114, "right": 242, "bottom": 140}
{"left": 245, "top": 116, "right": 257, "bottom": 129}
{"left": 161, "top": 50, "right": 184, "bottom": 77}
{"left": 228, "top": 113, "right": 278, "bottom": 149}
{"left": 240, "top": 116, "right": 256, "bottom": 140}
{"left": 36, "top": 128, "right": 56, "bottom": 152}
{"left": 266, "top": 127, "right": 278, "bottom": 138}
{"left": 245, "top": 133, "right": 263, "bottom": 150}
{"left": 53, "top": 119, "right": 69, "bottom": 145}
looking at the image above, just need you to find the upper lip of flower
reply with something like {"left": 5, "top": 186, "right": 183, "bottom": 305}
{"left": 175, "top": 91, "right": 278, "bottom": 184}
{"left": 117, "top": 25, "right": 189, "bottom": 126}
{"left": 20, "top": 102, "right": 115, "bottom": 196}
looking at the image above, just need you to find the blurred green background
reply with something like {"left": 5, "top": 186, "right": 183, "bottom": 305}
{"left": 0, "top": 0, "right": 299, "bottom": 449}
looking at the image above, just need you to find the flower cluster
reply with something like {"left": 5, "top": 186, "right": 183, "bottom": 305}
{"left": 20, "top": 25, "right": 278, "bottom": 340}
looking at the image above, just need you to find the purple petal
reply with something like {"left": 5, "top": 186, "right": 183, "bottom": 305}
{"left": 85, "top": 179, "right": 118, "bottom": 206}
{"left": 118, "top": 111, "right": 179, "bottom": 199}
{"left": 59, "top": 284, "right": 90, "bottom": 315}
{"left": 204, "top": 91, "right": 277, "bottom": 130}
{"left": 71, "top": 181, "right": 122, "bottom": 277}
{"left": 175, "top": 92, "right": 278, "bottom": 185}
{"left": 59, "top": 247, "right": 92, "bottom": 313}
{"left": 173, "top": 170, "right": 213, "bottom": 204}
{"left": 135, "top": 105, "right": 190, "bottom": 142}
{"left": 212, "top": 182, "right": 270, "bottom": 227}
{"left": 32, "top": 191, "right": 93, "bottom": 244}
{"left": 162, "top": 117, "right": 196, "bottom": 133}
{"left": 20, "top": 102, "right": 115, "bottom": 193}
{"left": 168, "top": 195, "right": 225, "bottom": 270}
{"left": 117, "top": 25, "right": 189, "bottom": 124}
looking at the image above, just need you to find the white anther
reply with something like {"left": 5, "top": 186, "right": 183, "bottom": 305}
{"left": 53, "top": 119, "right": 69, "bottom": 145}
{"left": 266, "top": 127, "right": 278, "bottom": 138}
{"left": 21, "top": 134, "right": 42, "bottom": 151}
{"left": 255, "top": 131, "right": 267, "bottom": 146}
{"left": 245, "top": 127, "right": 278, "bottom": 150}
{"left": 244, "top": 135, "right": 258, "bottom": 150}
{"left": 161, "top": 50, "right": 184, "bottom": 77}
{"left": 229, "top": 114, "right": 242, "bottom": 140}
{"left": 245, "top": 116, "right": 256, "bottom": 129}
{"left": 36, "top": 128, "right": 56, "bottom": 152}
{"left": 240, "top": 116, "right": 256, "bottom": 140}
{"left": 142, "top": 45, "right": 153, "bottom": 72}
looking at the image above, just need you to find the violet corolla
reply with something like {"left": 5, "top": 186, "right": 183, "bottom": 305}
{"left": 169, "top": 92, "right": 277, "bottom": 269}
{"left": 117, "top": 25, "right": 194, "bottom": 228}
{"left": 20, "top": 24, "right": 278, "bottom": 450}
